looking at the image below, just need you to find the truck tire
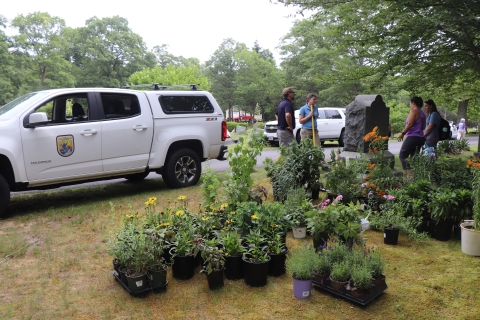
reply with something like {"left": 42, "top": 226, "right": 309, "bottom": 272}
{"left": 124, "top": 171, "right": 149, "bottom": 182}
{"left": 338, "top": 129, "right": 345, "bottom": 147}
{"left": 163, "top": 149, "right": 201, "bottom": 188}
{"left": 0, "top": 174, "right": 10, "bottom": 218}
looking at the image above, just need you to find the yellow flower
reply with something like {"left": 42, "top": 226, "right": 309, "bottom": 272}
{"left": 202, "top": 216, "right": 210, "bottom": 221}
{"left": 230, "top": 211, "right": 236, "bottom": 215}
{"left": 271, "top": 223, "right": 278, "bottom": 227}
{"left": 176, "top": 210, "right": 185, "bottom": 216}
{"left": 177, "top": 195, "right": 187, "bottom": 200}
{"left": 251, "top": 214, "right": 259, "bottom": 220}
{"left": 220, "top": 203, "right": 228, "bottom": 210}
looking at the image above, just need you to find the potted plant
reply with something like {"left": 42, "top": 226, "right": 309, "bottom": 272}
{"left": 219, "top": 232, "right": 245, "bottom": 280}
{"left": 429, "top": 188, "right": 457, "bottom": 241}
{"left": 312, "top": 252, "right": 330, "bottom": 285}
{"left": 125, "top": 231, "right": 150, "bottom": 292}
{"left": 170, "top": 229, "right": 196, "bottom": 280}
{"left": 194, "top": 238, "right": 226, "bottom": 290}
{"left": 329, "top": 261, "right": 350, "bottom": 292}
{"left": 264, "top": 232, "right": 288, "bottom": 277}
{"left": 368, "top": 248, "right": 386, "bottom": 289}
{"left": 144, "top": 228, "right": 168, "bottom": 287}
{"left": 284, "top": 188, "right": 312, "bottom": 238}
{"left": 305, "top": 202, "right": 337, "bottom": 250}
{"left": 350, "top": 264, "right": 372, "bottom": 298}
{"left": 242, "top": 229, "right": 270, "bottom": 287}
{"left": 461, "top": 159, "right": 480, "bottom": 255}
{"left": 285, "top": 244, "right": 316, "bottom": 299}
{"left": 452, "top": 189, "right": 473, "bottom": 239}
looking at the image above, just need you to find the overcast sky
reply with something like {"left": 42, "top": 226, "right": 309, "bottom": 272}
{"left": 2, "top": 0, "right": 303, "bottom": 64}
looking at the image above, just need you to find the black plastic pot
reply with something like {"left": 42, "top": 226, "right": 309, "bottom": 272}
{"left": 224, "top": 255, "right": 244, "bottom": 280}
{"left": 267, "top": 247, "right": 288, "bottom": 277}
{"left": 453, "top": 223, "right": 462, "bottom": 240}
{"left": 206, "top": 268, "right": 224, "bottom": 290}
{"left": 126, "top": 273, "right": 148, "bottom": 292}
{"left": 432, "top": 219, "right": 453, "bottom": 241}
{"left": 170, "top": 248, "right": 195, "bottom": 280}
{"left": 243, "top": 256, "right": 271, "bottom": 287}
{"left": 384, "top": 227, "right": 399, "bottom": 245}
{"left": 147, "top": 267, "right": 167, "bottom": 287}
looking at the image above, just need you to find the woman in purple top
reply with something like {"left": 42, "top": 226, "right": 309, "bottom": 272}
{"left": 397, "top": 96, "right": 426, "bottom": 178}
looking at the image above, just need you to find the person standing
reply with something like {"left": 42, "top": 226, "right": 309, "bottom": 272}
{"left": 298, "top": 93, "right": 320, "bottom": 145}
{"left": 457, "top": 118, "right": 466, "bottom": 140}
{"left": 398, "top": 96, "right": 426, "bottom": 179}
{"left": 276, "top": 87, "right": 296, "bottom": 146}
{"left": 423, "top": 99, "right": 441, "bottom": 148}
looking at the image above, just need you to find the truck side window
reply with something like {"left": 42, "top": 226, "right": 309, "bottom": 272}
{"left": 101, "top": 94, "right": 141, "bottom": 119}
{"left": 325, "top": 110, "right": 341, "bottom": 119}
{"left": 159, "top": 95, "right": 214, "bottom": 114}
{"left": 32, "top": 94, "right": 89, "bottom": 125}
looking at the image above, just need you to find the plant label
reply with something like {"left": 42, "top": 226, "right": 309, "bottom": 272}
{"left": 302, "top": 291, "right": 310, "bottom": 297}
{"left": 383, "top": 233, "right": 386, "bottom": 238}
{"left": 136, "top": 280, "right": 143, "bottom": 287}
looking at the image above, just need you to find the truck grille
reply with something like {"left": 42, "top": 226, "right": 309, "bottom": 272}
{"left": 265, "top": 125, "right": 277, "bottom": 133}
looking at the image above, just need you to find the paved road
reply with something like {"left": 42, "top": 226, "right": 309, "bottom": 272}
{"left": 13, "top": 136, "right": 478, "bottom": 194}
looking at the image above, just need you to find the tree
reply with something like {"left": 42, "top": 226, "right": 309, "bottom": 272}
{"left": 70, "top": 16, "right": 155, "bottom": 88}
{"left": 204, "top": 38, "right": 246, "bottom": 117}
{"left": 152, "top": 44, "right": 200, "bottom": 68}
{"left": 0, "top": 15, "right": 19, "bottom": 104}
{"left": 128, "top": 64, "right": 210, "bottom": 90}
{"left": 11, "top": 12, "right": 74, "bottom": 91}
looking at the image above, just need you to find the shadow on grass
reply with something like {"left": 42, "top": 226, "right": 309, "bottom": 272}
{"left": 6, "top": 178, "right": 169, "bottom": 219}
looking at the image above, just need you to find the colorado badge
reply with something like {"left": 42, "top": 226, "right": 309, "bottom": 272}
{"left": 56, "top": 135, "right": 75, "bottom": 157}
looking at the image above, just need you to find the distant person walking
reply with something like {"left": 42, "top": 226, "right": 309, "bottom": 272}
{"left": 457, "top": 118, "right": 466, "bottom": 140}
{"left": 423, "top": 99, "right": 440, "bottom": 148}
{"left": 276, "top": 87, "right": 296, "bottom": 146}
{"left": 398, "top": 96, "right": 426, "bottom": 179}
{"left": 299, "top": 93, "right": 320, "bottom": 145}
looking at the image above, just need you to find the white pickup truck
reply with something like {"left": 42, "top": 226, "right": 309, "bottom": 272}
{"left": 0, "top": 88, "right": 227, "bottom": 217}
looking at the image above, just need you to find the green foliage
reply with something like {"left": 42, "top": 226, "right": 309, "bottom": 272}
{"left": 368, "top": 249, "right": 385, "bottom": 279}
{"left": 242, "top": 229, "right": 268, "bottom": 263}
{"left": 453, "top": 189, "right": 474, "bottom": 223}
{"left": 351, "top": 264, "right": 372, "bottom": 290}
{"left": 201, "top": 166, "right": 221, "bottom": 209}
{"left": 430, "top": 188, "right": 458, "bottom": 221}
{"left": 128, "top": 64, "right": 210, "bottom": 90}
{"left": 195, "top": 239, "right": 225, "bottom": 275}
{"left": 326, "top": 158, "right": 365, "bottom": 204}
{"left": 437, "top": 139, "right": 470, "bottom": 156}
{"left": 265, "top": 233, "right": 285, "bottom": 255}
{"left": 330, "top": 261, "right": 350, "bottom": 282}
{"left": 171, "top": 229, "right": 195, "bottom": 257}
{"left": 312, "top": 252, "right": 330, "bottom": 275}
{"left": 224, "top": 130, "right": 264, "bottom": 208}
{"left": 219, "top": 232, "right": 245, "bottom": 256}
{"left": 284, "top": 188, "right": 313, "bottom": 227}
{"left": 472, "top": 169, "right": 480, "bottom": 229}
{"left": 285, "top": 244, "right": 316, "bottom": 280}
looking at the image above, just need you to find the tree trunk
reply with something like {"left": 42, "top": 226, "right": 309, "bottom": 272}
{"left": 457, "top": 100, "right": 468, "bottom": 124}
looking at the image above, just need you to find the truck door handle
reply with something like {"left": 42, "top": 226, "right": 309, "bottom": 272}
{"left": 133, "top": 125, "right": 147, "bottom": 131}
{"left": 80, "top": 129, "right": 98, "bottom": 136}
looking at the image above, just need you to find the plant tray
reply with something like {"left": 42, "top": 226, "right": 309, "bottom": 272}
{"left": 112, "top": 271, "right": 168, "bottom": 297}
{"left": 313, "top": 278, "right": 387, "bottom": 306}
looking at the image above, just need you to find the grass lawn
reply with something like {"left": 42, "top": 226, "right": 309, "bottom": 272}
{"left": 1, "top": 167, "right": 480, "bottom": 319}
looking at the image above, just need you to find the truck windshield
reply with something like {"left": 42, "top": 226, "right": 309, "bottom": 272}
{"left": 0, "top": 92, "right": 48, "bottom": 120}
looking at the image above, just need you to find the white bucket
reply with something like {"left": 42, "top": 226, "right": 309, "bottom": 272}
{"left": 460, "top": 221, "right": 480, "bottom": 256}
{"left": 292, "top": 226, "right": 307, "bottom": 239}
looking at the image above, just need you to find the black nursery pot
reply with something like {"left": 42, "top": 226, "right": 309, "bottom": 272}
{"left": 170, "top": 248, "right": 195, "bottom": 280}
{"left": 384, "top": 227, "right": 399, "bottom": 245}
{"left": 224, "top": 255, "right": 244, "bottom": 280}
{"left": 268, "top": 248, "right": 288, "bottom": 277}
{"left": 243, "top": 256, "right": 270, "bottom": 287}
{"left": 432, "top": 219, "right": 453, "bottom": 241}
{"left": 206, "top": 268, "right": 225, "bottom": 290}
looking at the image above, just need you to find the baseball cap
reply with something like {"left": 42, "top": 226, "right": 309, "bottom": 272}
{"left": 282, "top": 87, "right": 296, "bottom": 95}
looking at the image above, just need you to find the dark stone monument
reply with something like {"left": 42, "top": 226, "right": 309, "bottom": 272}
{"left": 341, "top": 94, "right": 395, "bottom": 167}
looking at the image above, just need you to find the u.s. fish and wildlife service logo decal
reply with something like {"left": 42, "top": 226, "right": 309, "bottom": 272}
{"left": 57, "top": 135, "right": 75, "bottom": 157}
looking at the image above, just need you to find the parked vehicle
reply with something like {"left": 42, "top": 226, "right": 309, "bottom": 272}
{"left": 263, "top": 108, "right": 346, "bottom": 146}
{"left": 0, "top": 87, "right": 227, "bottom": 217}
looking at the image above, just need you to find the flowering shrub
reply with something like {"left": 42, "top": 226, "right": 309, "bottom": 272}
{"left": 364, "top": 126, "right": 388, "bottom": 153}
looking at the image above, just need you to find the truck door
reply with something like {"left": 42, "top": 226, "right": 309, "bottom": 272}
{"left": 97, "top": 92, "right": 154, "bottom": 173}
{"left": 20, "top": 92, "right": 103, "bottom": 182}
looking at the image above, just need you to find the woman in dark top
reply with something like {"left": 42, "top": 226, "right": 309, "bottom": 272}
{"left": 397, "top": 96, "right": 426, "bottom": 179}
{"left": 423, "top": 99, "right": 440, "bottom": 148}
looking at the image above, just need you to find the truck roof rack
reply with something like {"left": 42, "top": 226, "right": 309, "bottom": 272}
{"left": 120, "top": 83, "right": 201, "bottom": 91}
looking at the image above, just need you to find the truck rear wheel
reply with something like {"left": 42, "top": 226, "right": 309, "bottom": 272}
{"left": 0, "top": 174, "right": 10, "bottom": 218}
{"left": 163, "top": 149, "right": 201, "bottom": 188}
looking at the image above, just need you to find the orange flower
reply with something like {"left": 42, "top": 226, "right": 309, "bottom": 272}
{"left": 373, "top": 126, "right": 378, "bottom": 132}
{"left": 476, "top": 163, "right": 480, "bottom": 168}
{"left": 376, "top": 188, "right": 380, "bottom": 192}
{"left": 467, "top": 160, "right": 473, "bottom": 166}
{"left": 362, "top": 190, "right": 366, "bottom": 194}
{"left": 379, "top": 191, "right": 386, "bottom": 197}
{"left": 352, "top": 184, "right": 357, "bottom": 187}
{"left": 370, "top": 183, "right": 375, "bottom": 188}
{"left": 374, "top": 148, "right": 379, "bottom": 153}
{"left": 368, "top": 163, "right": 376, "bottom": 170}
{"left": 364, "top": 177, "right": 370, "bottom": 181}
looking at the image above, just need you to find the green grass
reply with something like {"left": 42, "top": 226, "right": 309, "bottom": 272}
{"left": 1, "top": 169, "right": 480, "bottom": 319}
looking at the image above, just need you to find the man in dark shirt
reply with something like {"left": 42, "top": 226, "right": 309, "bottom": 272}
{"left": 277, "top": 87, "right": 296, "bottom": 146}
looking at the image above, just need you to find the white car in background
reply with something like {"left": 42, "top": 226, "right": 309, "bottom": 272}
{"left": 264, "top": 107, "right": 346, "bottom": 146}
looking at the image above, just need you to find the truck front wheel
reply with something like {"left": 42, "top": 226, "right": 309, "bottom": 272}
{"left": 163, "top": 149, "right": 201, "bottom": 188}
{"left": 0, "top": 174, "right": 10, "bottom": 218}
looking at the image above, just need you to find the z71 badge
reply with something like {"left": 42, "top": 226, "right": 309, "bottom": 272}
{"left": 57, "top": 135, "right": 75, "bottom": 157}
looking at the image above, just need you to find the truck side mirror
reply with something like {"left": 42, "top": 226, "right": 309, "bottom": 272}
{"left": 27, "top": 112, "right": 49, "bottom": 128}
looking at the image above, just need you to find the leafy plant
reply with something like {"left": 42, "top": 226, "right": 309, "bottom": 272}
{"left": 351, "top": 264, "right": 372, "bottom": 290}
{"left": 242, "top": 229, "right": 268, "bottom": 263}
{"left": 330, "top": 261, "right": 350, "bottom": 282}
{"left": 171, "top": 228, "right": 195, "bottom": 257}
{"left": 312, "top": 252, "right": 330, "bottom": 275}
{"left": 453, "top": 189, "right": 474, "bottom": 223}
{"left": 471, "top": 165, "right": 480, "bottom": 229}
{"left": 265, "top": 233, "right": 285, "bottom": 255}
{"left": 430, "top": 188, "right": 458, "bottom": 221}
{"left": 201, "top": 166, "right": 221, "bottom": 209}
{"left": 194, "top": 238, "right": 225, "bottom": 275}
{"left": 284, "top": 188, "right": 312, "bottom": 227}
{"left": 285, "top": 244, "right": 316, "bottom": 280}
{"left": 219, "top": 232, "right": 245, "bottom": 256}
{"left": 325, "top": 157, "right": 365, "bottom": 204}
{"left": 325, "top": 241, "right": 349, "bottom": 266}
{"left": 368, "top": 249, "right": 385, "bottom": 279}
